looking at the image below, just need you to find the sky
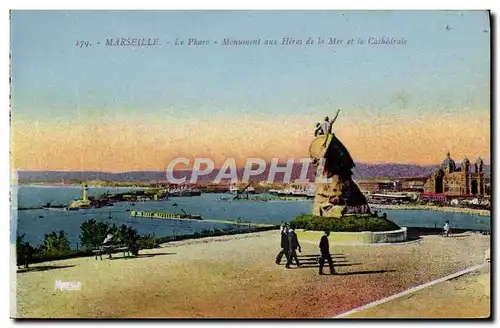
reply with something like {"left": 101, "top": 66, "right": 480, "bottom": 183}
{"left": 10, "top": 10, "right": 491, "bottom": 171}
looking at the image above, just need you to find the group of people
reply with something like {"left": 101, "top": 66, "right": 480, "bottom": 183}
{"left": 276, "top": 223, "right": 336, "bottom": 275}
{"left": 275, "top": 223, "right": 302, "bottom": 268}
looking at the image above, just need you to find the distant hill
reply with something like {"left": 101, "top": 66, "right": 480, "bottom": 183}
{"left": 15, "top": 163, "right": 490, "bottom": 184}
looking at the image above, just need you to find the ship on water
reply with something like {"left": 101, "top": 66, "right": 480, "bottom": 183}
{"left": 229, "top": 182, "right": 255, "bottom": 195}
{"left": 167, "top": 186, "right": 202, "bottom": 197}
{"left": 269, "top": 183, "right": 315, "bottom": 198}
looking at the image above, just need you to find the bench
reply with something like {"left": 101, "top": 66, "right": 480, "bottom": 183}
{"left": 93, "top": 244, "right": 136, "bottom": 260}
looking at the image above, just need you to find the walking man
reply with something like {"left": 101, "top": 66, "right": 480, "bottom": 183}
{"left": 275, "top": 223, "right": 290, "bottom": 264}
{"left": 319, "top": 230, "right": 335, "bottom": 275}
{"left": 443, "top": 221, "right": 451, "bottom": 237}
{"left": 286, "top": 225, "right": 301, "bottom": 268}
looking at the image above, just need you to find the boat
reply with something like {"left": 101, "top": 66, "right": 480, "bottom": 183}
{"left": 131, "top": 210, "right": 202, "bottom": 221}
{"left": 168, "top": 188, "right": 202, "bottom": 197}
{"left": 42, "top": 203, "right": 78, "bottom": 211}
{"left": 367, "top": 203, "right": 385, "bottom": 209}
{"left": 229, "top": 184, "right": 239, "bottom": 194}
{"left": 180, "top": 209, "right": 202, "bottom": 220}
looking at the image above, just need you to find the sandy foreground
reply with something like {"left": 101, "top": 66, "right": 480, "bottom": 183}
{"left": 347, "top": 265, "right": 490, "bottom": 318}
{"left": 14, "top": 231, "right": 490, "bottom": 319}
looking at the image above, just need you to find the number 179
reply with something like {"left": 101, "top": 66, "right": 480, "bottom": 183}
{"left": 76, "top": 41, "right": 90, "bottom": 48}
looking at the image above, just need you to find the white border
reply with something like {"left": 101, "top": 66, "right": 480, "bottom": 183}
{"left": 3, "top": 1, "right": 497, "bottom": 327}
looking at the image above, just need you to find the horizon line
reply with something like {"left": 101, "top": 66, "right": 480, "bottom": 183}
{"left": 13, "top": 160, "right": 491, "bottom": 174}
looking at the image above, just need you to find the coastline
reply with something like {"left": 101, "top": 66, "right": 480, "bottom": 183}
{"left": 372, "top": 204, "right": 490, "bottom": 217}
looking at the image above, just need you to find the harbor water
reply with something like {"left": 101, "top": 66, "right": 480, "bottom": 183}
{"left": 12, "top": 186, "right": 491, "bottom": 248}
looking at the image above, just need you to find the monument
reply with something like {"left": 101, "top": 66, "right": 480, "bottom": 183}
{"left": 309, "top": 111, "right": 371, "bottom": 218}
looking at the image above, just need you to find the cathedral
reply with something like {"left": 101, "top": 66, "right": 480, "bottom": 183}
{"left": 424, "top": 152, "right": 485, "bottom": 196}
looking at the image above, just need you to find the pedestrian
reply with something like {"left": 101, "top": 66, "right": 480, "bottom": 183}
{"left": 319, "top": 230, "right": 335, "bottom": 275}
{"left": 102, "top": 233, "right": 114, "bottom": 246}
{"left": 102, "top": 233, "right": 114, "bottom": 259}
{"left": 286, "top": 225, "right": 301, "bottom": 268}
{"left": 275, "top": 223, "right": 289, "bottom": 264}
{"left": 443, "top": 221, "right": 450, "bottom": 237}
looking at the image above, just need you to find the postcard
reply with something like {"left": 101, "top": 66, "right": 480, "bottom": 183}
{"left": 10, "top": 10, "right": 491, "bottom": 319}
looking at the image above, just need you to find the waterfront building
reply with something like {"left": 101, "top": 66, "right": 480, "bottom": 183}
{"left": 424, "top": 152, "right": 485, "bottom": 196}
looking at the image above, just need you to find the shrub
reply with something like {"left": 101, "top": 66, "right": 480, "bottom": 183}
{"left": 41, "top": 230, "right": 70, "bottom": 255}
{"left": 138, "top": 234, "right": 159, "bottom": 249}
{"left": 290, "top": 214, "right": 400, "bottom": 232}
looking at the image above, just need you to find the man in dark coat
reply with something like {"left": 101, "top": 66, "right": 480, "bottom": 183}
{"left": 275, "top": 224, "right": 290, "bottom": 264}
{"left": 286, "top": 225, "right": 301, "bottom": 268}
{"left": 319, "top": 230, "right": 335, "bottom": 275}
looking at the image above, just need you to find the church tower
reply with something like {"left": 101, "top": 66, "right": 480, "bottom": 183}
{"left": 462, "top": 157, "right": 470, "bottom": 194}
{"left": 442, "top": 152, "right": 456, "bottom": 173}
{"left": 475, "top": 157, "right": 484, "bottom": 173}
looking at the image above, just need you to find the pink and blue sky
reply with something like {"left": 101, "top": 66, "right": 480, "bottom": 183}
{"left": 10, "top": 11, "right": 490, "bottom": 171}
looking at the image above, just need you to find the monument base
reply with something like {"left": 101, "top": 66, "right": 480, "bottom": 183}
{"left": 296, "top": 227, "right": 408, "bottom": 245}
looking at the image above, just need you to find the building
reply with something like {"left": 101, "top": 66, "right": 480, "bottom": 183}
{"left": 357, "top": 180, "right": 400, "bottom": 193}
{"left": 424, "top": 152, "right": 485, "bottom": 196}
{"left": 398, "top": 177, "right": 427, "bottom": 192}
{"left": 357, "top": 178, "right": 426, "bottom": 193}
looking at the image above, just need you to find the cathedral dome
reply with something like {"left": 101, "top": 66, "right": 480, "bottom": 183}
{"left": 442, "top": 152, "right": 456, "bottom": 171}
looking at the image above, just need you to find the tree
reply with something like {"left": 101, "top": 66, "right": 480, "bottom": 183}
{"left": 80, "top": 219, "right": 141, "bottom": 249}
{"left": 80, "top": 219, "right": 110, "bottom": 249}
{"left": 16, "top": 234, "right": 34, "bottom": 268}
{"left": 114, "top": 224, "right": 138, "bottom": 244}
{"left": 41, "top": 230, "right": 70, "bottom": 254}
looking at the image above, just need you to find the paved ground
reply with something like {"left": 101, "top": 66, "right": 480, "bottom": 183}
{"left": 346, "top": 265, "right": 490, "bottom": 318}
{"left": 14, "top": 231, "right": 490, "bottom": 318}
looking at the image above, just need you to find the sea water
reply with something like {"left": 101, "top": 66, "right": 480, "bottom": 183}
{"left": 12, "top": 186, "right": 491, "bottom": 248}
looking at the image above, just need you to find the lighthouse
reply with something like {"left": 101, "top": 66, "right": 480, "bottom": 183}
{"left": 68, "top": 184, "right": 92, "bottom": 209}
{"left": 82, "top": 184, "right": 88, "bottom": 201}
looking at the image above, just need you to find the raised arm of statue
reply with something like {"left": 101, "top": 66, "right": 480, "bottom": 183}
{"left": 329, "top": 109, "right": 340, "bottom": 131}
{"left": 321, "top": 109, "right": 340, "bottom": 147}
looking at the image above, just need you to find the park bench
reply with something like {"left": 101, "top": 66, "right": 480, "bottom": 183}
{"left": 93, "top": 243, "right": 138, "bottom": 260}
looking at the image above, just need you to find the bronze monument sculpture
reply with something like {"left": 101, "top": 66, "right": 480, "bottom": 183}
{"left": 309, "top": 110, "right": 371, "bottom": 218}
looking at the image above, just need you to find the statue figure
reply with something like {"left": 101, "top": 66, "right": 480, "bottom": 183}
{"left": 309, "top": 110, "right": 371, "bottom": 218}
